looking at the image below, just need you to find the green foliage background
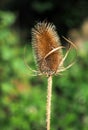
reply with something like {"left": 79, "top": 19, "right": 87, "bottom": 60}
{"left": 0, "top": 10, "right": 88, "bottom": 130}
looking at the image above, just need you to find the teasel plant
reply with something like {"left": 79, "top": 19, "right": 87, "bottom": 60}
{"left": 24, "top": 21, "right": 77, "bottom": 130}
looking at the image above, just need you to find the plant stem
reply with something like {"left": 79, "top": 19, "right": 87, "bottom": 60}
{"left": 46, "top": 76, "right": 52, "bottom": 130}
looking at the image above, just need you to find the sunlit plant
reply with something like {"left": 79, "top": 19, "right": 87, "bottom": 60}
{"left": 25, "top": 21, "right": 77, "bottom": 130}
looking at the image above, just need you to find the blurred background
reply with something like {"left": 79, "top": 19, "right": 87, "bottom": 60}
{"left": 0, "top": 0, "right": 88, "bottom": 130}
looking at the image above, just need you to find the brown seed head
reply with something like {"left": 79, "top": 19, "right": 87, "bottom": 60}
{"left": 32, "top": 22, "right": 63, "bottom": 76}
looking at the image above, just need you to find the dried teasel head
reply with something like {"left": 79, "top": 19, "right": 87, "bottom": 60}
{"left": 24, "top": 21, "right": 77, "bottom": 77}
{"left": 32, "top": 22, "right": 64, "bottom": 76}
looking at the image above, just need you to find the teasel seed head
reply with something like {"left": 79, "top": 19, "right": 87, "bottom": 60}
{"left": 32, "top": 21, "right": 63, "bottom": 76}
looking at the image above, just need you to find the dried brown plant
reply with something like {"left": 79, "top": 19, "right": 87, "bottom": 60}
{"left": 25, "top": 21, "right": 77, "bottom": 130}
